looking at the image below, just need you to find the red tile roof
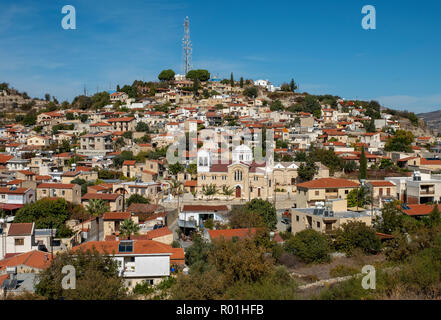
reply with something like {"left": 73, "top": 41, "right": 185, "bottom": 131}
{"left": 8, "top": 223, "right": 34, "bottom": 236}
{"left": 72, "top": 240, "right": 184, "bottom": 265}
{"left": 0, "top": 250, "right": 52, "bottom": 271}
{"left": 297, "top": 178, "right": 360, "bottom": 189}
{"left": 402, "top": 204, "right": 441, "bottom": 216}
{"left": 368, "top": 181, "right": 396, "bottom": 187}
{"left": 103, "top": 212, "right": 131, "bottom": 221}
{"left": 0, "top": 187, "right": 29, "bottom": 194}
{"left": 208, "top": 228, "right": 258, "bottom": 240}
{"left": 37, "top": 183, "right": 76, "bottom": 189}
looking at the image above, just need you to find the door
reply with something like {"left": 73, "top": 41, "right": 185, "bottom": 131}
{"left": 235, "top": 186, "right": 241, "bottom": 198}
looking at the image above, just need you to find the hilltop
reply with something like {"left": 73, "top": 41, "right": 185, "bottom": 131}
{"left": 417, "top": 110, "right": 441, "bottom": 135}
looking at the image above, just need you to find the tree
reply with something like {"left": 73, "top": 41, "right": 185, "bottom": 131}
{"left": 298, "top": 159, "right": 318, "bottom": 182}
{"left": 126, "top": 194, "right": 150, "bottom": 207}
{"left": 186, "top": 69, "right": 210, "bottom": 82}
{"left": 343, "top": 160, "right": 358, "bottom": 173}
{"left": 228, "top": 207, "right": 265, "bottom": 229}
{"left": 209, "top": 237, "right": 273, "bottom": 284}
{"left": 290, "top": 78, "right": 298, "bottom": 92}
{"left": 202, "top": 184, "right": 218, "bottom": 199}
{"left": 158, "top": 69, "right": 175, "bottom": 81}
{"left": 72, "top": 95, "right": 92, "bottom": 110}
{"left": 270, "top": 100, "right": 284, "bottom": 111}
{"left": 385, "top": 130, "right": 414, "bottom": 152}
{"left": 122, "top": 131, "right": 133, "bottom": 140}
{"left": 284, "top": 229, "right": 330, "bottom": 264}
{"left": 364, "top": 118, "right": 376, "bottom": 133}
{"left": 45, "top": 93, "right": 51, "bottom": 101}
{"left": 245, "top": 199, "right": 277, "bottom": 230}
{"left": 280, "top": 83, "right": 291, "bottom": 92}
{"left": 426, "top": 205, "right": 441, "bottom": 228}
{"left": 85, "top": 199, "right": 109, "bottom": 216}
{"left": 333, "top": 221, "right": 381, "bottom": 255}
{"left": 294, "top": 151, "right": 307, "bottom": 162}
{"left": 347, "top": 187, "right": 371, "bottom": 209}
{"left": 135, "top": 121, "right": 149, "bottom": 132}
{"left": 14, "top": 199, "right": 72, "bottom": 238}
{"left": 119, "top": 219, "right": 140, "bottom": 240}
{"left": 221, "top": 185, "right": 235, "bottom": 198}
{"left": 35, "top": 249, "right": 127, "bottom": 300}
{"left": 240, "top": 77, "right": 244, "bottom": 88}
{"left": 408, "top": 112, "right": 419, "bottom": 127}
{"left": 192, "top": 78, "right": 200, "bottom": 96}
{"left": 71, "top": 177, "right": 93, "bottom": 196}
{"left": 359, "top": 146, "right": 367, "bottom": 180}
{"left": 185, "top": 234, "right": 213, "bottom": 272}
{"left": 243, "top": 86, "right": 258, "bottom": 99}
{"left": 90, "top": 92, "right": 110, "bottom": 110}
{"left": 230, "top": 72, "right": 234, "bottom": 86}
{"left": 168, "top": 162, "right": 184, "bottom": 176}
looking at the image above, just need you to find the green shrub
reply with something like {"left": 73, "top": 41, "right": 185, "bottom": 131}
{"left": 284, "top": 229, "right": 331, "bottom": 264}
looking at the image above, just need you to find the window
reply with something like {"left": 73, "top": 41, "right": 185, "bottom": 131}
{"left": 296, "top": 215, "right": 299, "bottom": 222}
{"left": 234, "top": 170, "right": 243, "bottom": 181}
{"left": 315, "top": 191, "right": 319, "bottom": 196}
{"left": 119, "top": 240, "right": 134, "bottom": 253}
{"left": 212, "top": 176, "right": 217, "bottom": 180}
{"left": 317, "top": 221, "right": 321, "bottom": 228}
{"left": 15, "top": 238, "right": 24, "bottom": 246}
{"left": 345, "top": 190, "right": 349, "bottom": 194}
{"left": 387, "top": 188, "right": 390, "bottom": 196}
{"left": 254, "top": 176, "right": 258, "bottom": 181}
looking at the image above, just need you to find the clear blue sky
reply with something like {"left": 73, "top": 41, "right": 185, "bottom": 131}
{"left": 1, "top": 0, "right": 441, "bottom": 113}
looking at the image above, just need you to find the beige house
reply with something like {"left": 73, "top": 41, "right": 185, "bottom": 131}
{"left": 291, "top": 199, "right": 372, "bottom": 235}
{"left": 81, "top": 193, "right": 124, "bottom": 212}
{"left": 107, "top": 117, "right": 136, "bottom": 132}
{"left": 103, "top": 212, "right": 139, "bottom": 238}
{"left": 296, "top": 178, "right": 360, "bottom": 208}
{"left": 366, "top": 180, "right": 397, "bottom": 205}
{"left": 36, "top": 183, "right": 81, "bottom": 204}
{"left": 26, "top": 135, "right": 50, "bottom": 147}
{"left": 80, "top": 132, "right": 113, "bottom": 157}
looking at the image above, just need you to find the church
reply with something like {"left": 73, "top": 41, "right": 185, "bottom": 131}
{"left": 196, "top": 145, "right": 300, "bottom": 200}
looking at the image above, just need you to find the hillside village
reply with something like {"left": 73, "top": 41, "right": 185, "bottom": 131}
{"left": 0, "top": 70, "right": 440, "bottom": 300}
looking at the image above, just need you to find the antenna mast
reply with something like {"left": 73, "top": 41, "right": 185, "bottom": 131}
{"left": 183, "top": 16, "right": 192, "bottom": 75}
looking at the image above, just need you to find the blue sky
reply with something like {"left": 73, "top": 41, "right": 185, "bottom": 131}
{"left": 1, "top": 0, "right": 441, "bottom": 113}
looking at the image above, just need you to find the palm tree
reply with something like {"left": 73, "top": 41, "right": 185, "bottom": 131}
{"left": 221, "top": 185, "right": 234, "bottom": 199}
{"left": 202, "top": 184, "right": 218, "bottom": 200}
{"left": 119, "top": 219, "right": 140, "bottom": 240}
{"left": 86, "top": 199, "right": 109, "bottom": 217}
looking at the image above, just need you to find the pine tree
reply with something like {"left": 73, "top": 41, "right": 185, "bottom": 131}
{"left": 359, "top": 146, "right": 367, "bottom": 180}
{"left": 240, "top": 77, "right": 244, "bottom": 88}
{"left": 230, "top": 73, "right": 234, "bottom": 87}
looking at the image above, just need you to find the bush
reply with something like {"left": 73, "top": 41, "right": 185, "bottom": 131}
{"left": 333, "top": 221, "right": 382, "bottom": 255}
{"left": 284, "top": 229, "right": 331, "bottom": 264}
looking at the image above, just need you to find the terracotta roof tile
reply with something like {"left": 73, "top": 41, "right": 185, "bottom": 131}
{"left": 297, "top": 178, "right": 360, "bottom": 189}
